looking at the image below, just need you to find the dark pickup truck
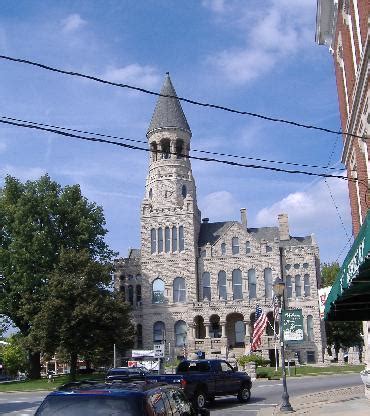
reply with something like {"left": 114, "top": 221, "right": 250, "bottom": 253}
{"left": 147, "top": 359, "right": 252, "bottom": 409}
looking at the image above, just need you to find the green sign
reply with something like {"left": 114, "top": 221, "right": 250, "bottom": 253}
{"left": 282, "top": 309, "right": 303, "bottom": 342}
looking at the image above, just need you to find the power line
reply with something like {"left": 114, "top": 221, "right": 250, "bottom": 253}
{"left": 0, "top": 117, "right": 354, "bottom": 181}
{"left": 0, "top": 54, "right": 363, "bottom": 140}
{"left": 0, "top": 115, "right": 341, "bottom": 172}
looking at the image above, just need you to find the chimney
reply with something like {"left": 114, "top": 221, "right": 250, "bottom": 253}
{"left": 240, "top": 208, "right": 247, "bottom": 228}
{"left": 202, "top": 218, "right": 209, "bottom": 223}
{"left": 278, "top": 213, "right": 290, "bottom": 241}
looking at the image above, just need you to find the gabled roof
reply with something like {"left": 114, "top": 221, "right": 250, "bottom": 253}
{"left": 199, "top": 222, "right": 313, "bottom": 248}
{"left": 147, "top": 73, "right": 190, "bottom": 135}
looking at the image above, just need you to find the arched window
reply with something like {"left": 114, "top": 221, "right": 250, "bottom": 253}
{"left": 128, "top": 285, "right": 134, "bottom": 305}
{"left": 248, "top": 268, "right": 257, "bottom": 299}
{"left": 161, "top": 139, "right": 170, "bottom": 159}
{"left": 245, "top": 241, "right": 251, "bottom": 254}
{"left": 176, "top": 139, "right": 184, "bottom": 159}
{"left": 172, "top": 226, "right": 177, "bottom": 251}
{"left": 151, "top": 228, "right": 156, "bottom": 254}
{"left": 232, "top": 269, "right": 243, "bottom": 300}
{"left": 121, "top": 285, "right": 126, "bottom": 302}
{"left": 174, "top": 320, "right": 187, "bottom": 346}
{"left": 295, "top": 275, "right": 302, "bottom": 297}
{"left": 232, "top": 237, "right": 239, "bottom": 255}
{"left": 304, "top": 274, "right": 310, "bottom": 297}
{"left": 158, "top": 227, "right": 163, "bottom": 253}
{"left": 286, "top": 276, "right": 293, "bottom": 298}
{"left": 137, "top": 324, "right": 143, "bottom": 348}
{"left": 165, "top": 227, "right": 170, "bottom": 253}
{"left": 221, "top": 243, "right": 226, "bottom": 255}
{"left": 152, "top": 278, "right": 165, "bottom": 304}
{"left": 307, "top": 315, "right": 314, "bottom": 341}
{"left": 202, "top": 272, "right": 211, "bottom": 301}
{"left": 179, "top": 226, "right": 184, "bottom": 251}
{"left": 181, "top": 185, "right": 187, "bottom": 198}
{"left": 153, "top": 321, "right": 165, "bottom": 344}
{"left": 217, "top": 271, "right": 227, "bottom": 300}
{"left": 264, "top": 268, "right": 273, "bottom": 298}
{"left": 150, "top": 142, "right": 158, "bottom": 162}
{"left": 173, "top": 277, "right": 186, "bottom": 303}
{"left": 136, "top": 285, "right": 142, "bottom": 304}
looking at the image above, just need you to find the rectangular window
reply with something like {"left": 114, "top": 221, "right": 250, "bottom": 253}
{"left": 232, "top": 237, "right": 239, "bottom": 255}
{"left": 158, "top": 228, "right": 163, "bottom": 253}
{"left": 165, "top": 227, "right": 170, "bottom": 253}
{"left": 151, "top": 229, "right": 156, "bottom": 254}
{"left": 179, "top": 226, "right": 184, "bottom": 251}
{"left": 172, "top": 226, "right": 178, "bottom": 251}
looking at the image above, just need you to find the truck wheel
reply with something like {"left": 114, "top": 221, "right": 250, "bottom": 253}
{"left": 237, "top": 386, "right": 251, "bottom": 403}
{"left": 194, "top": 390, "right": 207, "bottom": 409}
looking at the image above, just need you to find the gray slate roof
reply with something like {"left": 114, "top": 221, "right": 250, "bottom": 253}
{"left": 147, "top": 73, "right": 191, "bottom": 134}
{"left": 199, "top": 222, "right": 312, "bottom": 247}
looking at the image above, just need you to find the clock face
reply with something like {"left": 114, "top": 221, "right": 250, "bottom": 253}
{"left": 161, "top": 184, "right": 175, "bottom": 198}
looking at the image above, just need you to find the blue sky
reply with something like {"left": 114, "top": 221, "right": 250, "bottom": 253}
{"left": 0, "top": 0, "right": 352, "bottom": 264}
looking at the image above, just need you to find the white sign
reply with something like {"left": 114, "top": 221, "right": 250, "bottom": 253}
{"left": 154, "top": 344, "right": 165, "bottom": 358}
{"left": 132, "top": 349, "right": 155, "bottom": 358}
{"left": 318, "top": 287, "right": 332, "bottom": 319}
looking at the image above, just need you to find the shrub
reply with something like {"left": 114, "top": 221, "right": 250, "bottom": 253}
{"left": 237, "top": 354, "right": 270, "bottom": 368}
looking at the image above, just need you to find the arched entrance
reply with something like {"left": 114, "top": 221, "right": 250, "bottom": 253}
{"left": 226, "top": 312, "right": 245, "bottom": 348}
{"left": 209, "top": 314, "right": 221, "bottom": 338}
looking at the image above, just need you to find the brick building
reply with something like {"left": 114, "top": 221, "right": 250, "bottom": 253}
{"left": 316, "top": 0, "right": 370, "bottom": 390}
{"left": 115, "top": 74, "right": 325, "bottom": 364}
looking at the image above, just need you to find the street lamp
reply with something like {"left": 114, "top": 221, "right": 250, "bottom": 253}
{"left": 273, "top": 277, "right": 294, "bottom": 413}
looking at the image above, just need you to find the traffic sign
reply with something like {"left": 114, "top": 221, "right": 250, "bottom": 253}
{"left": 153, "top": 343, "right": 165, "bottom": 358}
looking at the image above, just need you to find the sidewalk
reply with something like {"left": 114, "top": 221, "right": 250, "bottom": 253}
{"left": 258, "top": 385, "right": 369, "bottom": 415}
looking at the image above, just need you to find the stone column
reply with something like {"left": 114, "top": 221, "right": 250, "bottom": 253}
{"left": 205, "top": 323, "right": 210, "bottom": 338}
{"left": 221, "top": 321, "right": 226, "bottom": 338}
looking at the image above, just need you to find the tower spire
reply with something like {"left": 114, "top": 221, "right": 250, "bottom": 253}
{"left": 147, "top": 73, "right": 190, "bottom": 135}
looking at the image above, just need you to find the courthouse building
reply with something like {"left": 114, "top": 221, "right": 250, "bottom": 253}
{"left": 114, "top": 74, "right": 325, "bottom": 364}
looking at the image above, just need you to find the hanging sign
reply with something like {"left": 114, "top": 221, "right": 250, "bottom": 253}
{"left": 282, "top": 309, "right": 304, "bottom": 342}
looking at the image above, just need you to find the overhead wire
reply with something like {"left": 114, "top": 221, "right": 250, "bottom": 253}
{"left": 0, "top": 54, "right": 364, "bottom": 140}
{"left": 0, "top": 117, "right": 355, "bottom": 182}
{"left": 0, "top": 115, "right": 341, "bottom": 172}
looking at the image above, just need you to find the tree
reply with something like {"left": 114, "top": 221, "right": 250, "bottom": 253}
{"left": 0, "top": 175, "right": 115, "bottom": 378}
{"left": 0, "top": 335, "right": 27, "bottom": 377}
{"left": 321, "top": 262, "right": 363, "bottom": 354}
{"left": 31, "top": 249, "right": 134, "bottom": 379}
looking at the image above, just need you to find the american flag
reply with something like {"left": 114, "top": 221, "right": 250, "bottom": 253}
{"left": 251, "top": 305, "right": 268, "bottom": 351}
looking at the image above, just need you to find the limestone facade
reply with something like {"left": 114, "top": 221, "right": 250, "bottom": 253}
{"left": 114, "top": 74, "right": 325, "bottom": 365}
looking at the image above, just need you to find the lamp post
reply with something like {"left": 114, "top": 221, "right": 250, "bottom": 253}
{"left": 273, "top": 277, "right": 294, "bottom": 413}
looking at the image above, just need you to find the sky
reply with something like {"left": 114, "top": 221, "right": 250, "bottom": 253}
{"left": 0, "top": 0, "right": 353, "bottom": 265}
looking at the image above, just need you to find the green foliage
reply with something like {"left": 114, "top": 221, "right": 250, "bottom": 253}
{"left": 0, "top": 335, "right": 27, "bottom": 376}
{"left": 30, "top": 249, "right": 135, "bottom": 379}
{"left": 321, "top": 262, "right": 363, "bottom": 352}
{"left": 0, "top": 175, "right": 118, "bottom": 378}
{"left": 238, "top": 354, "right": 270, "bottom": 368}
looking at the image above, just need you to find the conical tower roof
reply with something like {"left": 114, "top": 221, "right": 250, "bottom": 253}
{"left": 147, "top": 73, "right": 190, "bottom": 135}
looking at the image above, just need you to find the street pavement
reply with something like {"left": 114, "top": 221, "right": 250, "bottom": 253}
{"left": 0, "top": 373, "right": 365, "bottom": 415}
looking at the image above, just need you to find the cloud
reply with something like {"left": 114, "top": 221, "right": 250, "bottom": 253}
{"left": 206, "top": 0, "right": 314, "bottom": 84}
{"left": 201, "top": 0, "right": 228, "bottom": 13}
{"left": 61, "top": 14, "right": 87, "bottom": 33}
{"left": 200, "top": 190, "right": 240, "bottom": 221}
{"left": 103, "top": 64, "right": 161, "bottom": 89}
{"left": 0, "top": 165, "right": 46, "bottom": 182}
{"left": 255, "top": 174, "right": 352, "bottom": 259}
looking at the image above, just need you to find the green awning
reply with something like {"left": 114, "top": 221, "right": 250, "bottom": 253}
{"left": 325, "top": 210, "right": 370, "bottom": 321}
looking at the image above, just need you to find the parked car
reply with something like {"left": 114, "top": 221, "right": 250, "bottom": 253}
{"left": 35, "top": 380, "right": 210, "bottom": 415}
{"left": 105, "top": 366, "right": 150, "bottom": 382}
{"left": 147, "top": 359, "right": 252, "bottom": 409}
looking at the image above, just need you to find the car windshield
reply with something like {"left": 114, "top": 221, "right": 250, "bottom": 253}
{"left": 35, "top": 395, "right": 143, "bottom": 416}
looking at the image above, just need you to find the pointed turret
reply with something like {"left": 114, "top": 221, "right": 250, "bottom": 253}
{"left": 147, "top": 73, "right": 190, "bottom": 135}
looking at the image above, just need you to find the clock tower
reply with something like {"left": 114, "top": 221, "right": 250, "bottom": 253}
{"left": 140, "top": 73, "right": 201, "bottom": 310}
